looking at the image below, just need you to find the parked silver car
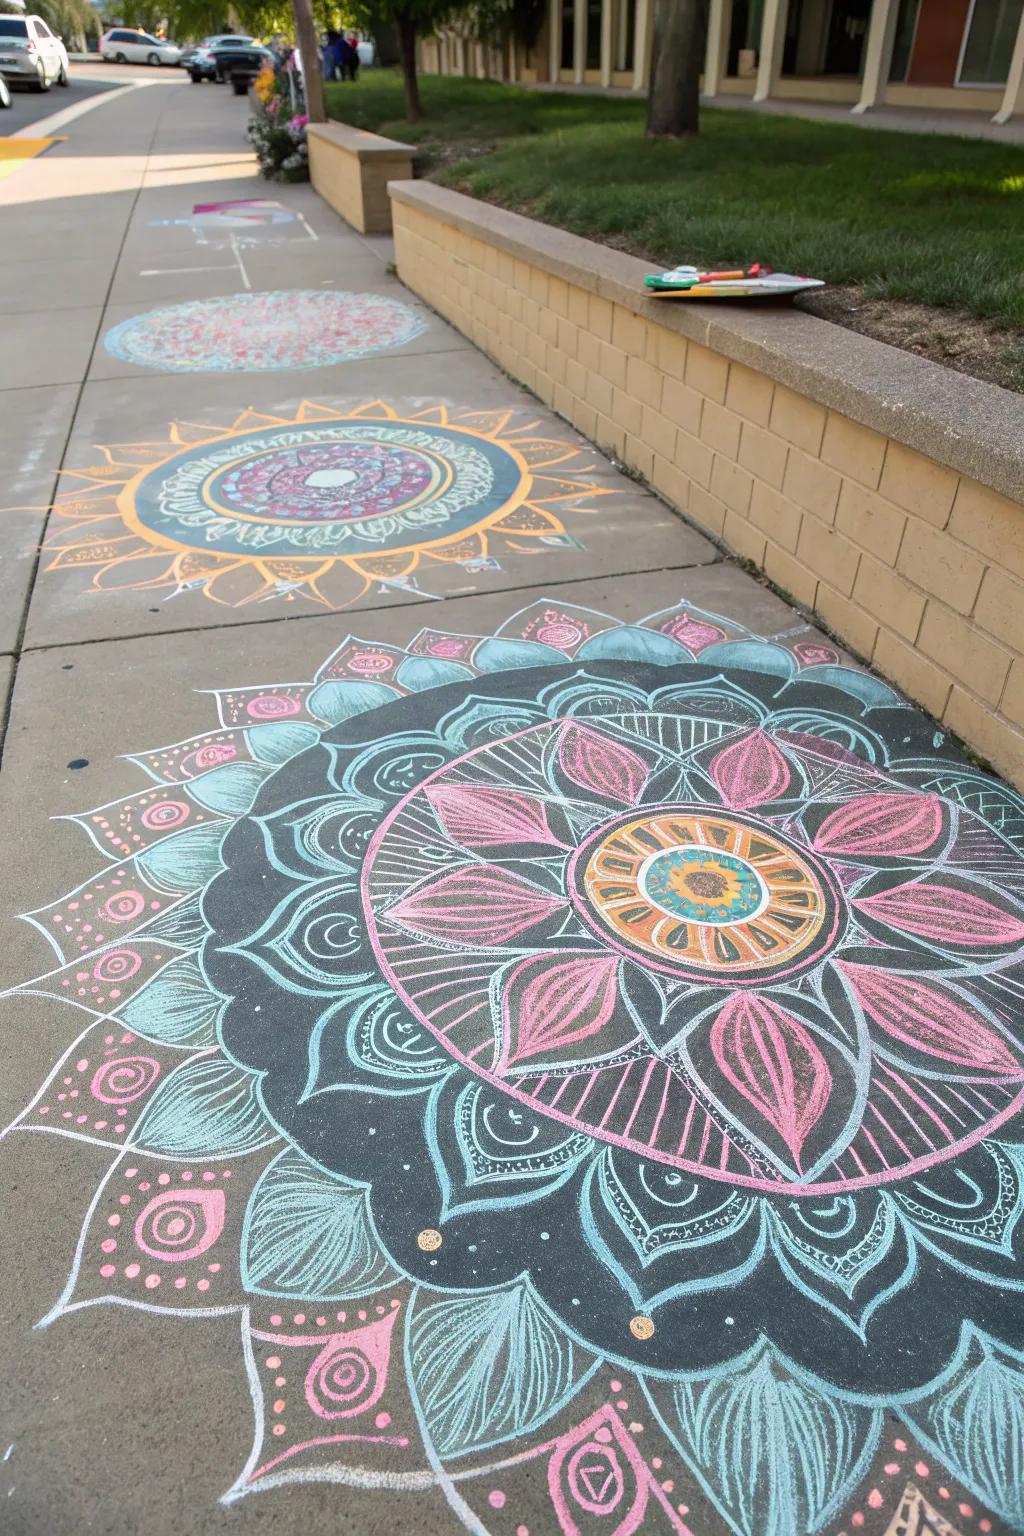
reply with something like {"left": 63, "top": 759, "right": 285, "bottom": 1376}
{"left": 0, "top": 13, "right": 69, "bottom": 91}
{"left": 99, "top": 28, "right": 181, "bottom": 66}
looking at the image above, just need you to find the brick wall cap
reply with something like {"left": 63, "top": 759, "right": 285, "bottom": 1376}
{"left": 389, "top": 180, "right": 1024, "bottom": 507}
{"left": 309, "top": 120, "right": 415, "bottom": 162}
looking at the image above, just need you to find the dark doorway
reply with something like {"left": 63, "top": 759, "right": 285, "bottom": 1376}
{"left": 825, "top": 0, "right": 872, "bottom": 74}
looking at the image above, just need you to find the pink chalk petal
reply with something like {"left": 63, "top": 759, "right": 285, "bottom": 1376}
{"left": 813, "top": 793, "right": 943, "bottom": 858}
{"left": 304, "top": 1310, "right": 396, "bottom": 1420}
{"left": 854, "top": 882, "right": 1024, "bottom": 946}
{"left": 557, "top": 723, "right": 649, "bottom": 805}
{"left": 709, "top": 730, "right": 791, "bottom": 810}
{"left": 388, "top": 864, "right": 566, "bottom": 947}
{"left": 426, "top": 785, "right": 566, "bottom": 850}
{"left": 839, "top": 961, "right": 1024, "bottom": 1076}
{"left": 710, "top": 994, "right": 833, "bottom": 1171}
{"left": 499, "top": 953, "right": 621, "bottom": 1069}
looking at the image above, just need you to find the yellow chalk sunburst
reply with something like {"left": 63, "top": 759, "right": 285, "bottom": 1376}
{"left": 43, "top": 401, "right": 613, "bottom": 608}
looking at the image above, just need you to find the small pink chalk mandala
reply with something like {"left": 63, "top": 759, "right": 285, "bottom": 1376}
{"left": 103, "top": 290, "right": 428, "bottom": 373}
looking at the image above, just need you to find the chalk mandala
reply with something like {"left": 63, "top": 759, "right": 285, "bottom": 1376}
{"left": 5, "top": 598, "right": 1024, "bottom": 1535}
{"left": 42, "top": 403, "right": 606, "bottom": 607}
{"left": 103, "top": 290, "right": 427, "bottom": 373}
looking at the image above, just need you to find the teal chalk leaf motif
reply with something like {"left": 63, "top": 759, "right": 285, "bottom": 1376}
{"left": 137, "top": 821, "right": 226, "bottom": 893}
{"left": 133, "top": 1056, "right": 277, "bottom": 1158}
{"left": 242, "top": 1147, "right": 399, "bottom": 1299}
{"left": 660, "top": 1341, "right": 882, "bottom": 1536}
{"left": 186, "top": 760, "right": 271, "bottom": 815}
{"left": 904, "top": 1325, "right": 1024, "bottom": 1529}
{"left": 245, "top": 720, "right": 321, "bottom": 764}
{"left": 119, "top": 955, "right": 223, "bottom": 1048}
{"left": 408, "top": 1279, "right": 595, "bottom": 1459}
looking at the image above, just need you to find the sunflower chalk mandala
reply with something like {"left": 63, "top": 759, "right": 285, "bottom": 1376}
{"left": 42, "top": 403, "right": 611, "bottom": 609}
{"left": 4, "top": 597, "right": 1024, "bottom": 1535}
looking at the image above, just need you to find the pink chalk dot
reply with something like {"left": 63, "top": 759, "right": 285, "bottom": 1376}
{"left": 114, "top": 1124, "right": 126, "bottom": 1134}
{"left": 107, "top": 1214, "right": 121, "bottom": 1227}
{"left": 181, "top": 1171, "right": 193, "bottom": 1182}
{"left": 616, "top": 1399, "right": 628, "bottom": 1410}
{"left": 868, "top": 1490, "right": 883, "bottom": 1509}
{"left": 272, "top": 1424, "right": 286, "bottom": 1437}
{"left": 76, "top": 1060, "right": 89, "bottom": 1073}
{"left": 124, "top": 1263, "right": 140, "bottom": 1279}
{"left": 488, "top": 1491, "right": 506, "bottom": 1510}
{"left": 99, "top": 1264, "right": 116, "bottom": 1278}
{"left": 293, "top": 1313, "right": 305, "bottom": 1325}
{"left": 852, "top": 1515, "right": 864, "bottom": 1528}
{"left": 594, "top": 1426, "right": 613, "bottom": 1443}
{"left": 358, "top": 1309, "right": 367, "bottom": 1321}
{"left": 336, "top": 1311, "right": 346, "bottom": 1322}
{"left": 208, "top": 1263, "right": 221, "bottom": 1274}
{"left": 884, "top": 1463, "right": 901, "bottom": 1475}
{"left": 517, "top": 1527, "right": 529, "bottom": 1536}
{"left": 660, "top": 1480, "right": 674, "bottom": 1494}
{"left": 94, "top": 1121, "right": 107, "bottom": 1131}
{"left": 265, "top": 1356, "right": 281, "bottom": 1370}
{"left": 375, "top": 1412, "right": 391, "bottom": 1429}
{"left": 269, "top": 1315, "right": 282, "bottom": 1327}
{"left": 196, "top": 1278, "right": 210, "bottom": 1292}
{"left": 315, "top": 1315, "right": 326, "bottom": 1326}
{"left": 37, "top": 1106, "right": 49, "bottom": 1115}
{"left": 273, "top": 1399, "right": 286, "bottom": 1414}
{"left": 174, "top": 1277, "right": 187, "bottom": 1289}
{"left": 138, "top": 1181, "right": 150, "bottom": 1191}
{"left": 202, "top": 1171, "right": 215, "bottom": 1182}
{"left": 275, "top": 1376, "right": 286, "bottom": 1388}
{"left": 981, "top": 1520, "right": 992, "bottom": 1531}
{"left": 915, "top": 1461, "right": 929, "bottom": 1477}
{"left": 609, "top": 1379, "right": 622, "bottom": 1392}
{"left": 145, "top": 1274, "right": 160, "bottom": 1289}
{"left": 959, "top": 1505, "right": 973, "bottom": 1519}
{"left": 62, "top": 1111, "right": 72, "bottom": 1119}
{"left": 939, "top": 1488, "right": 950, "bottom": 1500}
{"left": 75, "top": 1114, "right": 87, "bottom": 1124}
{"left": 100, "top": 1239, "right": 117, "bottom": 1254}
{"left": 893, "top": 1439, "right": 907, "bottom": 1452}
{"left": 375, "top": 1305, "right": 385, "bottom": 1315}
{"left": 119, "top": 1194, "right": 131, "bottom": 1205}
{"left": 158, "top": 1173, "right": 171, "bottom": 1186}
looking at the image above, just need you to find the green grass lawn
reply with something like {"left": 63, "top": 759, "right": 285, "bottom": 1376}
{"left": 326, "top": 72, "right": 1024, "bottom": 338}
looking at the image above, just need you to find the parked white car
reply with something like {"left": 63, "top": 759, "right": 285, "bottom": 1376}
{"left": 0, "top": 13, "right": 69, "bottom": 91}
{"left": 99, "top": 28, "right": 181, "bottom": 66}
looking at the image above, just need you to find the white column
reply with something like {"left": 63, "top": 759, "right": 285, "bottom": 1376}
{"left": 573, "top": 0, "right": 587, "bottom": 81}
{"left": 549, "top": 0, "right": 561, "bottom": 80}
{"left": 632, "top": 0, "right": 652, "bottom": 89}
{"left": 457, "top": 34, "right": 466, "bottom": 75}
{"left": 616, "top": 0, "right": 629, "bottom": 70}
{"left": 753, "top": 0, "right": 788, "bottom": 102}
{"left": 703, "top": 0, "right": 732, "bottom": 96}
{"left": 994, "top": 9, "right": 1024, "bottom": 123}
{"left": 600, "top": 0, "right": 616, "bottom": 86}
{"left": 852, "top": 0, "right": 898, "bottom": 113}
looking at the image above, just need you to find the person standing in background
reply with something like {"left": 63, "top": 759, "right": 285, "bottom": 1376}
{"left": 346, "top": 33, "right": 360, "bottom": 81}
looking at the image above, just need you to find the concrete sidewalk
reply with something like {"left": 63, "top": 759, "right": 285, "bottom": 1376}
{"left": 1, "top": 74, "right": 1022, "bottom": 1536}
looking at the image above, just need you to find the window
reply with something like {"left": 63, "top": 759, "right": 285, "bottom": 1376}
{"left": 35, "top": 20, "right": 54, "bottom": 38}
{"left": 888, "top": 0, "right": 920, "bottom": 80}
{"left": 586, "top": 0, "right": 602, "bottom": 68}
{"left": 0, "top": 18, "right": 29, "bottom": 35}
{"left": 959, "top": 0, "right": 1024, "bottom": 84}
{"left": 561, "top": 0, "right": 574, "bottom": 70}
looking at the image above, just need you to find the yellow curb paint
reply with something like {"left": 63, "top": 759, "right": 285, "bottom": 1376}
{"left": 0, "top": 136, "right": 64, "bottom": 180}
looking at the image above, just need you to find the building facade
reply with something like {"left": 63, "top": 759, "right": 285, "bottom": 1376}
{"left": 419, "top": 0, "right": 1024, "bottom": 124}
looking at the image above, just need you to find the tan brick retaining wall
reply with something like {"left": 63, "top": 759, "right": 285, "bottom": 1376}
{"left": 307, "top": 122, "right": 414, "bottom": 236}
{"left": 389, "top": 181, "right": 1024, "bottom": 786}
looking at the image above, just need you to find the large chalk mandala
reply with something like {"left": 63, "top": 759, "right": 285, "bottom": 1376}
{"left": 5, "top": 597, "right": 1024, "bottom": 1535}
{"left": 43, "top": 403, "right": 606, "bottom": 607}
{"left": 103, "top": 290, "right": 427, "bottom": 373}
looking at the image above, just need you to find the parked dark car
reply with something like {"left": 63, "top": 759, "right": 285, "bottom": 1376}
{"left": 183, "top": 34, "right": 254, "bottom": 73}
{"left": 190, "top": 40, "right": 271, "bottom": 91}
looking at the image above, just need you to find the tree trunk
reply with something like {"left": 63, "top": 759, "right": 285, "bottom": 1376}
{"left": 291, "top": 0, "right": 326, "bottom": 122}
{"left": 398, "top": 14, "right": 421, "bottom": 122}
{"left": 646, "top": 0, "right": 704, "bottom": 138}
{"left": 371, "top": 14, "right": 401, "bottom": 67}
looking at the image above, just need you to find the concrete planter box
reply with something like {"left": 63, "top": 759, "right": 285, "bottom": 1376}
{"left": 390, "top": 180, "right": 1024, "bottom": 785}
{"left": 307, "top": 121, "right": 414, "bottom": 236}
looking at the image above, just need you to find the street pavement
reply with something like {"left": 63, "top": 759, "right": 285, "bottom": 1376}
{"left": 0, "top": 69, "right": 1021, "bottom": 1536}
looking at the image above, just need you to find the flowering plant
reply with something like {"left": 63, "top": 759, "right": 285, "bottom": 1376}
{"left": 247, "top": 73, "right": 309, "bottom": 182}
